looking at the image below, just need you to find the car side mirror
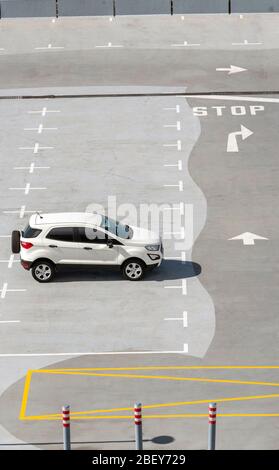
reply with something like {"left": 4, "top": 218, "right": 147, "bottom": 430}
{"left": 107, "top": 239, "right": 113, "bottom": 248}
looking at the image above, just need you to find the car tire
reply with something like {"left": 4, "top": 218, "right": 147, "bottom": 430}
{"left": 122, "top": 259, "right": 146, "bottom": 281}
{"left": 11, "top": 230, "right": 21, "bottom": 254}
{"left": 31, "top": 260, "right": 55, "bottom": 283}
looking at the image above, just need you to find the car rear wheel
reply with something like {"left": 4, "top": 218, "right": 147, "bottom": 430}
{"left": 122, "top": 259, "right": 145, "bottom": 281}
{"left": 32, "top": 260, "right": 55, "bottom": 283}
{"left": 11, "top": 230, "right": 21, "bottom": 254}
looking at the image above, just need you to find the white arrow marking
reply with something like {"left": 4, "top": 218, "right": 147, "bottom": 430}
{"left": 228, "top": 232, "right": 268, "bottom": 245}
{"left": 227, "top": 125, "right": 253, "bottom": 152}
{"left": 216, "top": 65, "right": 247, "bottom": 75}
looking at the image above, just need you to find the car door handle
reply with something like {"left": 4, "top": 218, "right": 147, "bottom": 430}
{"left": 83, "top": 247, "right": 93, "bottom": 250}
{"left": 48, "top": 245, "right": 57, "bottom": 248}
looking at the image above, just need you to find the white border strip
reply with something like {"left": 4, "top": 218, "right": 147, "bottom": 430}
{"left": 0, "top": 350, "right": 188, "bottom": 357}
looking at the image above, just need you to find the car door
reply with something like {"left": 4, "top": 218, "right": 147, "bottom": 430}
{"left": 75, "top": 226, "right": 120, "bottom": 265}
{"left": 45, "top": 226, "right": 82, "bottom": 264}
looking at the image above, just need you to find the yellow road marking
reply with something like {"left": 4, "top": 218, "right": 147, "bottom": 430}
{"left": 20, "top": 366, "right": 279, "bottom": 421}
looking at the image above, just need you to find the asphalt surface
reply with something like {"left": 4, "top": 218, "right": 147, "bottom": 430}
{"left": 0, "top": 13, "right": 278, "bottom": 450}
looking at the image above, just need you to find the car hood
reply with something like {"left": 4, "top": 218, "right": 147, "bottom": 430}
{"left": 129, "top": 225, "right": 161, "bottom": 244}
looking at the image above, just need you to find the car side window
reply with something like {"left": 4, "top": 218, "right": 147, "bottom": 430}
{"left": 77, "top": 227, "right": 107, "bottom": 244}
{"left": 46, "top": 227, "right": 74, "bottom": 242}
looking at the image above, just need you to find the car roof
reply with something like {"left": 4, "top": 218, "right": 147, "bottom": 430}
{"left": 29, "top": 212, "right": 103, "bottom": 227}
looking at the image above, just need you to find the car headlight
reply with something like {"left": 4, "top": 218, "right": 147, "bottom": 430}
{"left": 145, "top": 244, "right": 160, "bottom": 251}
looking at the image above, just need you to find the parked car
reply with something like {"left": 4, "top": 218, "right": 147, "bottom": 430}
{"left": 11, "top": 212, "right": 163, "bottom": 282}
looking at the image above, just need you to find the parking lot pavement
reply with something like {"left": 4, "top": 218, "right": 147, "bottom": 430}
{"left": 0, "top": 14, "right": 279, "bottom": 92}
{"left": 0, "top": 13, "right": 279, "bottom": 450}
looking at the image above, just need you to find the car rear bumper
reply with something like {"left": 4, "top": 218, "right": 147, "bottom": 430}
{"left": 21, "top": 259, "right": 32, "bottom": 270}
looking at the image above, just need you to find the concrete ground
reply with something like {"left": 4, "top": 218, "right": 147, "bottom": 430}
{"left": 0, "top": 13, "right": 278, "bottom": 450}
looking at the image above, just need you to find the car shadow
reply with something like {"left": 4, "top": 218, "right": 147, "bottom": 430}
{"left": 53, "top": 260, "right": 201, "bottom": 283}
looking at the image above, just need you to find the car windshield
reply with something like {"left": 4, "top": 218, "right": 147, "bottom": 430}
{"left": 100, "top": 216, "right": 133, "bottom": 239}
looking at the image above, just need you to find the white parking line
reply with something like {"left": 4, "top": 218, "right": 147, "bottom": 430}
{"left": 9, "top": 184, "right": 46, "bottom": 195}
{"left": 164, "top": 181, "right": 183, "bottom": 191}
{"left": 0, "top": 235, "right": 11, "bottom": 238}
{"left": 19, "top": 143, "right": 54, "bottom": 154}
{"left": 0, "top": 321, "right": 21, "bottom": 324}
{"left": 164, "top": 311, "right": 188, "bottom": 327}
{"left": 35, "top": 44, "right": 64, "bottom": 50}
{"left": 0, "top": 349, "right": 189, "bottom": 357}
{"left": 164, "top": 278, "right": 187, "bottom": 296}
{"left": 95, "top": 42, "right": 123, "bottom": 48}
{"left": 14, "top": 163, "right": 50, "bottom": 173}
{"left": 3, "top": 206, "right": 41, "bottom": 218}
{"left": 164, "top": 227, "right": 185, "bottom": 239}
{"left": 0, "top": 282, "right": 26, "bottom": 299}
{"left": 172, "top": 41, "right": 200, "bottom": 47}
{"left": 163, "top": 202, "right": 184, "bottom": 216}
{"left": 24, "top": 124, "right": 57, "bottom": 134}
{"left": 163, "top": 140, "right": 181, "bottom": 151}
{"left": 232, "top": 40, "right": 262, "bottom": 45}
{"left": 164, "top": 121, "right": 181, "bottom": 131}
{"left": 164, "top": 160, "right": 182, "bottom": 170}
{"left": 0, "top": 255, "right": 20, "bottom": 268}
{"left": 28, "top": 107, "right": 60, "bottom": 117}
{"left": 164, "top": 105, "right": 180, "bottom": 113}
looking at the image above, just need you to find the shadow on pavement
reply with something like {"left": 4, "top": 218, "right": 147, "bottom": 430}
{"left": 53, "top": 260, "right": 202, "bottom": 283}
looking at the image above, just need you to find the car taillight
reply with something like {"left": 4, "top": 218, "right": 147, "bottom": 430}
{"left": 21, "top": 241, "right": 33, "bottom": 249}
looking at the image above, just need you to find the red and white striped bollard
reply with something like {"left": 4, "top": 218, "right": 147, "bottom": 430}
{"left": 134, "top": 402, "right": 143, "bottom": 450}
{"left": 62, "top": 405, "right": 71, "bottom": 450}
{"left": 208, "top": 402, "right": 217, "bottom": 450}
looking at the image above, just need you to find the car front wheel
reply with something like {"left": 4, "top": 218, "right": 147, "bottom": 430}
{"left": 32, "top": 260, "right": 55, "bottom": 283}
{"left": 122, "top": 259, "right": 146, "bottom": 281}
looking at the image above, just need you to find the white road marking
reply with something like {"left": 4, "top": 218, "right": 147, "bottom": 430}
{"left": 0, "top": 282, "right": 26, "bottom": 299}
{"left": 187, "top": 95, "right": 279, "bottom": 104}
{"left": 232, "top": 40, "right": 262, "bottom": 45}
{"left": 24, "top": 124, "right": 57, "bottom": 134}
{"left": 35, "top": 44, "right": 64, "bottom": 50}
{"left": 0, "top": 235, "right": 11, "bottom": 238}
{"left": 109, "top": 17, "right": 113, "bottom": 22}
{"left": 52, "top": 18, "right": 56, "bottom": 23}
{"left": 164, "top": 278, "right": 187, "bottom": 295}
{"left": 163, "top": 202, "right": 184, "bottom": 216}
{"left": 164, "top": 181, "right": 183, "bottom": 192}
{"left": 3, "top": 206, "right": 41, "bottom": 218}
{"left": 227, "top": 125, "right": 253, "bottom": 152}
{"left": 216, "top": 65, "right": 247, "bottom": 75}
{"left": 163, "top": 140, "right": 181, "bottom": 151}
{"left": 240, "top": 14, "right": 244, "bottom": 19}
{"left": 0, "top": 349, "right": 189, "bottom": 357}
{"left": 164, "top": 121, "right": 181, "bottom": 130}
{"left": 164, "top": 227, "right": 185, "bottom": 239}
{"left": 172, "top": 41, "right": 200, "bottom": 47}
{"left": 0, "top": 255, "right": 20, "bottom": 268}
{"left": 228, "top": 232, "right": 268, "bottom": 245}
{"left": 19, "top": 143, "right": 54, "bottom": 154}
{"left": 28, "top": 107, "right": 60, "bottom": 116}
{"left": 95, "top": 42, "right": 123, "bottom": 48}
{"left": 14, "top": 163, "right": 50, "bottom": 173}
{"left": 164, "top": 311, "right": 188, "bottom": 327}
{"left": 164, "top": 160, "right": 182, "bottom": 170}
{"left": 9, "top": 184, "right": 46, "bottom": 195}
{"left": 164, "top": 105, "right": 180, "bottom": 113}
{"left": 0, "top": 321, "right": 21, "bottom": 324}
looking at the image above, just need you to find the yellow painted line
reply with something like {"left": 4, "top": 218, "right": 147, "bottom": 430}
{"left": 30, "top": 370, "right": 279, "bottom": 388}
{"left": 19, "top": 369, "right": 33, "bottom": 420}
{"left": 21, "top": 413, "right": 279, "bottom": 421}
{"left": 19, "top": 393, "right": 279, "bottom": 420}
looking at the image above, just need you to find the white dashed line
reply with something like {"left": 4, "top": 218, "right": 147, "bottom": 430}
{"left": 164, "top": 121, "right": 181, "bottom": 130}
{"left": 24, "top": 124, "right": 57, "bottom": 134}
{"left": 3, "top": 206, "right": 41, "bottom": 218}
{"left": 164, "top": 160, "right": 182, "bottom": 170}
{"left": 0, "top": 321, "right": 21, "bottom": 324}
{"left": 0, "top": 255, "right": 20, "bottom": 269}
{"left": 163, "top": 202, "right": 184, "bottom": 216}
{"left": 164, "top": 227, "right": 185, "bottom": 239}
{"left": 164, "top": 105, "right": 180, "bottom": 113}
{"left": 163, "top": 140, "right": 181, "bottom": 151}
{"left": 14, "top": 163, "right": 50, "bottom": 173}
{"left": 172, "top": 41, "right": 200, "bottom": 47}
{"left": 164, "top": 181, "right": 183, "bottom": 192}
{"left": 19, "top": 143, "right": 54, "bottom": 154}
{"left": 95, "top": 42, "right": 123, "bottom": 48}
{"left": 164, "top": 278, "right": 187, "bottom": 296}
{"left": 232, "top": 40, "right": 262, "bottom": 45}
{"left": 164, "top": 311, "right": 188, "bottom": 327}
{"left": 28, "top": 107, "right": 60, "bottom": 117}
{"left": 35, "top": 44, "right": 64, "bottom": 50}
{"left": 9, "top": 184, "right": 46, "bottom": 195}
{"left": 0, "top": 282, "right": 26, "bottom": 299}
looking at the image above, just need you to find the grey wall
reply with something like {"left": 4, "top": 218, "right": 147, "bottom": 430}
{"left": 116, "top": 0, "right": 170, "bottom": 15}
{"left": 231, "top": 0, "right": 279, "bottom": 12}
{"left": 0, "top": 0, "right": 56, "bottom": 18}
{"left": 173, "top": 0, "right": 228, "bottom": 14}
{"left": 58, "top": 0, "right": 113, "bottom": 16}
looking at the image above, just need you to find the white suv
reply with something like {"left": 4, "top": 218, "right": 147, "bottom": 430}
{"left": 11, "top": 212, "right": 163, "bottom": 282}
